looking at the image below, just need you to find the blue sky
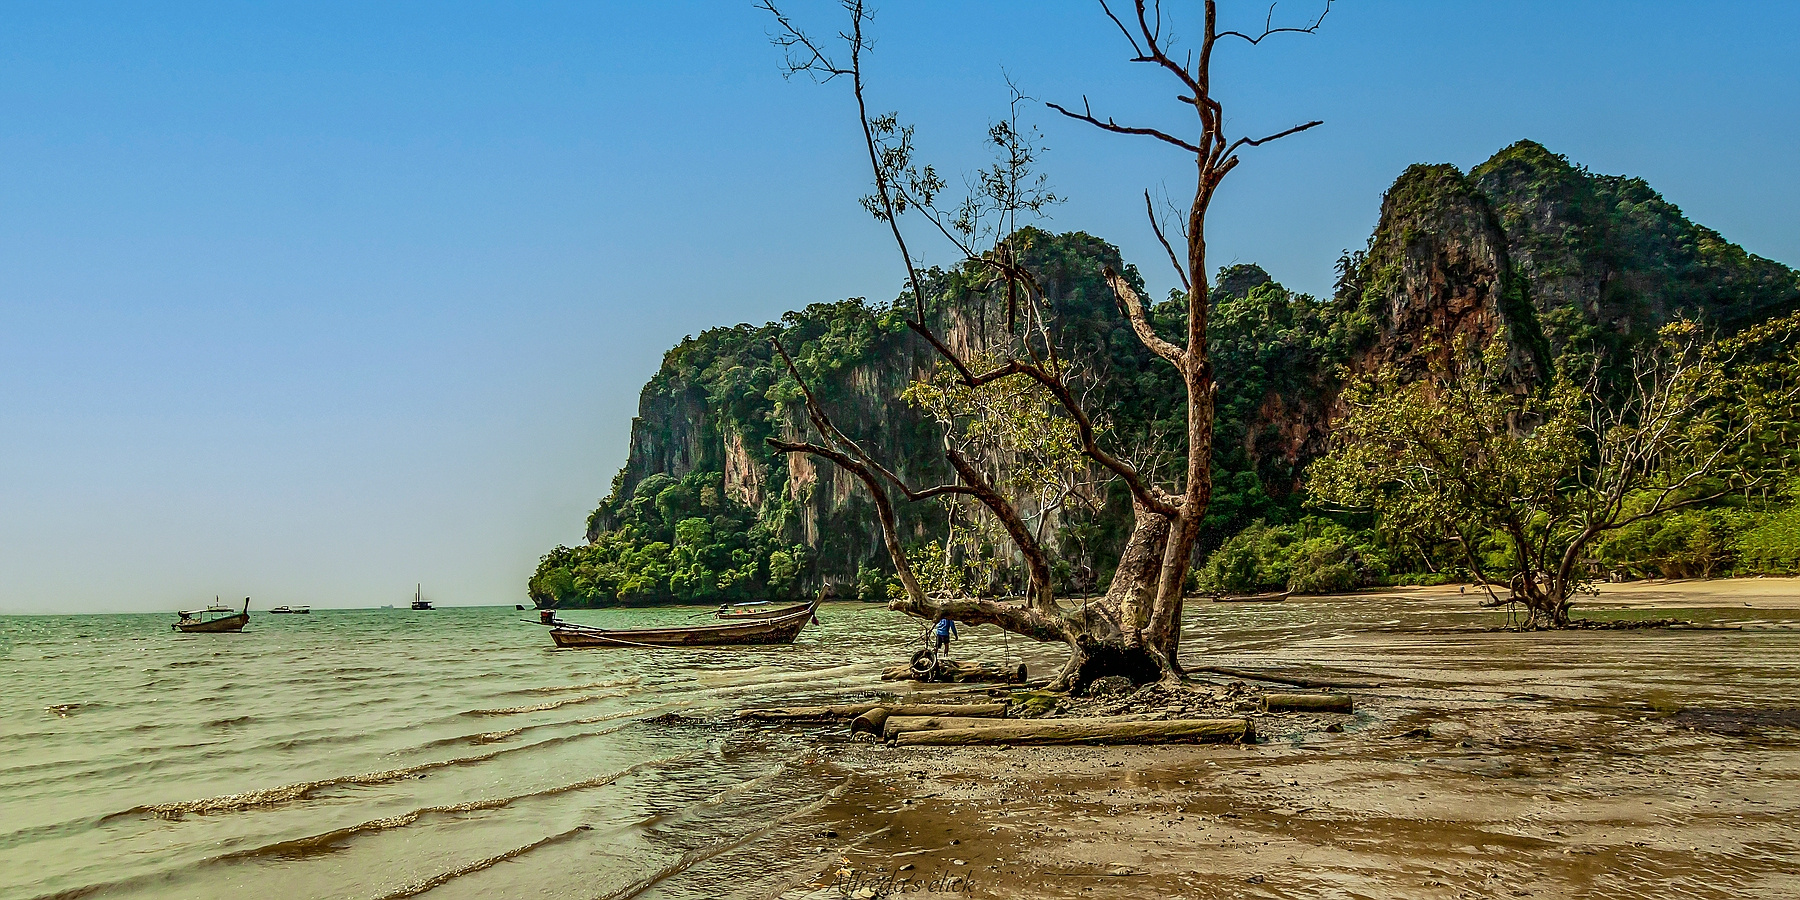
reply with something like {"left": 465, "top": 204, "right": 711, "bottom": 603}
{"left": 2, "top": 1, "right": 1796, "bottom": 612}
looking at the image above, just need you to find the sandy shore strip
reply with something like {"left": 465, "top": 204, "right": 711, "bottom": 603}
{"left": 1361, "top": 575, "right": 1800, "bottom": 611}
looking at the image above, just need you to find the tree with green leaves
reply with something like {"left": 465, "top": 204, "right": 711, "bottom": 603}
{"left": 1310, "top": 322, "right": 1795, "bottom": 627}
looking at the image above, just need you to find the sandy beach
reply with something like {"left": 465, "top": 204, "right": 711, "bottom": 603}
{"left": 1383, "top": 576, "right": 1800, "bottom": 611}
{"left": 745, "top": 580, "right": 1800, "bottom": 900}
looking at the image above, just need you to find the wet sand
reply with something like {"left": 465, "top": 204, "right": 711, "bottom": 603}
{"left": 743, "top": 582, "right": 1800, "bottom": 899}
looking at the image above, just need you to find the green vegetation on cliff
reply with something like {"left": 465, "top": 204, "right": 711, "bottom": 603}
{"left": 1473, "top": 139, "right": 1800, "bottom": 366}
{"left": 530, "top": 470, "right": 812, "bottom": 608}
{"left": 533, "top": 143, "right": 1800, "bottom": 607}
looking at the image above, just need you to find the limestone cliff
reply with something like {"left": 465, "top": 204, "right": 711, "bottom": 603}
{"left": 537, "top": 144, "right": 1798, "bottom": 606}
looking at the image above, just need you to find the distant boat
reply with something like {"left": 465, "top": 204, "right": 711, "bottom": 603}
{"left": 269, "top": 605, "right": 310, "bottom": 615}
{"left": 715, "top": 600, "right": 814, "bottom": 620}
{"left": 1210, "top": 590, "right": 1290, "bottom": 603}
{"left": 411, "top": 584, "right": 434, "bottom": 610}
{"left": 174, "top": 597, "right": 250, "bottom": 633}
{"left": 550, "top": 599, "right": 819, "bottom": 649}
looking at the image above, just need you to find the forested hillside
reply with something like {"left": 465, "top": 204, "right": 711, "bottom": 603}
{"left": 531, "top": 142, "right": 1800, "bottom": 607}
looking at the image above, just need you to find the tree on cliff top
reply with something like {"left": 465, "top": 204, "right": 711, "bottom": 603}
{"left": 756, "top": 0, "right": 1329, "bottom": 687}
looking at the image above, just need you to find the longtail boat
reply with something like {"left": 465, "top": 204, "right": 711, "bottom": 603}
{"left": 174, "top": 598, "right": 251, "bottom": 633}
{"left": 1210, "top": 590, "right": 1290, "bottom": 603}
{"left": 550, "top": 599, "right": 819, "bottom": 649}
{"left": 715, "top": 600, "right": 814, "bottom": 620}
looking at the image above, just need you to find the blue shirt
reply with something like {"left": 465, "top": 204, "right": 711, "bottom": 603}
{"left": 934, "top": 619, "right": 957, "bottom": 638}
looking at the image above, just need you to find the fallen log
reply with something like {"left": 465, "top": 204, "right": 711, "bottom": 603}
{"left": 849, "top": 707, "right": 890, "bottom": 737}
{"left": 883, "top": 712, "right": 1146, "bottom": 742}
{"left": 1262, "top": 693, "right": 1353, "bottom": 713}
{"left": 1191, "top": 664, "right": 1380, "bottom": 690}
{"left": 739, "top": 702, "right": 1008, "bottom": 722}
{"left": 892, "top": 717, "right": 1250, "bottom": 747}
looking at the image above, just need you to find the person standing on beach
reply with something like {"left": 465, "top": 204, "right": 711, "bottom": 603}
{"left": 933, "top": 615, "right": 957, "bottom": 657}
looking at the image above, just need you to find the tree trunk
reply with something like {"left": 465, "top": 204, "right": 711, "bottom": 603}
{"left": 1106, "top": 498, "right": 1171, "bottom": 645}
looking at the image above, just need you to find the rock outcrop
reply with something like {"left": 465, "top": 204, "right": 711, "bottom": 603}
{"left": 544, "top": 143, "right": 1798, "bottom": 605}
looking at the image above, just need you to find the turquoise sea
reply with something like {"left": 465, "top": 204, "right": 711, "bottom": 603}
{"left": 0, "top": 603, "right": 1041, "bottom": 900}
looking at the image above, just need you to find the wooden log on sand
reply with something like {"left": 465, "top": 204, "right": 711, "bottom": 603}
{"left": 738, "top": 702, "right": 1008, "bottom": 723}
{"left": 1262, "top": 693, "right": 1353, "bottom": 713}
{"left": 883, "top": 713, "right": 1146, "bottom": 742}
{"left": 892, "top": 717, "right": 1249, "bottom": 747}
{"left": 849, "top": 707, "right": 890, "bottom": 737}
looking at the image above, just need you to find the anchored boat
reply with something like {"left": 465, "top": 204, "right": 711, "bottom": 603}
{"left": 714, "top": 600, "right": 814, "bottom": 620}
{"left": 550, "top": 599, "right": 819, "bottom": 649}
{"left": 1210, "top": 590, "right": 1290, "bottom": 603}
{"left": 269, "top": 605, "right": 310, "bottom": 614}
{"left": 174, "top": 598, "right": 251, "bottom": 633}
{"left": 411, "top": 584, "right": 434, "bottom": 610}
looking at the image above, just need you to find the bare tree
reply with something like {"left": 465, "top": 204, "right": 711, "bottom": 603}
{"left": 757, "top": 0, "right": 1327, "bottom": 686}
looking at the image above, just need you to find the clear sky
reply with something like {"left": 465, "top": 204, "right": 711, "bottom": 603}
{"left": 2, "top": 1, "right": 1796, "bottom": 612}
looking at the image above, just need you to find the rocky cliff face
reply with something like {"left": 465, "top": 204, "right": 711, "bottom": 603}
{"left": 1473, "top": 140, "right": 1800, "bottom": 359}
{"left": 588, "top": 230, "right": 1149, "bottom": 596}
{"left": 559, "top": 143, "right": 1798, "bottom": 602}
{"left": 1351, "top": 162, "right": 1547, "bottom": 383}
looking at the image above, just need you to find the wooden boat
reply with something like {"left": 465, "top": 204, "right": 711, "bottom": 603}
{"left": 550, "top": 600, "right": 819, "bottom": 649}
{"left": 1210, "top": 590, "right": 1290, "bottom": 603}
{"left": 174, "top": 598, "right": 250, "bottom": 633}
{"left": 269, "top": 605, "right": 310, "bottom": 614}
{"left": 715, "top": 600, "right": 814, "bottom": 620}
{"left": 411, "top": 584, "right": 434, "bottom": 610}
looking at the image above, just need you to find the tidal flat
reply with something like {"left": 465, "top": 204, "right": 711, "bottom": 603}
{"left": 748, "top": 581, "right": 1800, "bottom": 900}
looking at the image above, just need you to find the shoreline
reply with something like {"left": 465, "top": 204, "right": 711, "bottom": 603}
{"left": 539, "top": 574, "right": 1800, "bottom": 617}
{"left": 1351, "top": 575, "right": 1800, "bottom": 610}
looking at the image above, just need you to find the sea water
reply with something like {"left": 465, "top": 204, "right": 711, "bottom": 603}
{"left": 0, "top": 603, "right": 1015, "bottom": 900}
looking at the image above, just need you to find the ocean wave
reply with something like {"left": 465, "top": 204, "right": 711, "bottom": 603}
{"left": 506, "top": 675, "right": 643, "bottom": 696}
{"left": 463, "top": 688, "right": 632, "bottom": 716}
{"left": 212, "top": 751, "right": 690, "bottom": 863}
{"left": 108, "top": 723, "right": 641, "bottom": 821}
{"left": 370, "top": 824, "right": 595, "bottom": 900}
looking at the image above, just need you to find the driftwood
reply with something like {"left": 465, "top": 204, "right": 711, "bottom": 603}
{"left": 1261, "top": 693, "right": 1353, "bottom": 713}
{"left": 1191, "top": 664, "right": 1381, "bottom": 689}
{"left": 880, "top": 712, "right": 1094, "bottom": 741}
{"left": 881, "top": 660, "right": 1029, "bottom": 684}
{"left": 739, "top": 702, "right": 1008, "bottom": 723}
{"left": 892, "top": 717, "right": 1249, "bottom": 747}
{"left": 849, "top": 707, "right": 891, "bottom": 737}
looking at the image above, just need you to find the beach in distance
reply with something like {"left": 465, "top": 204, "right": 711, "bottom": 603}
{"left": 2, "top": 580, "right": 1797, "bottom": 899}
